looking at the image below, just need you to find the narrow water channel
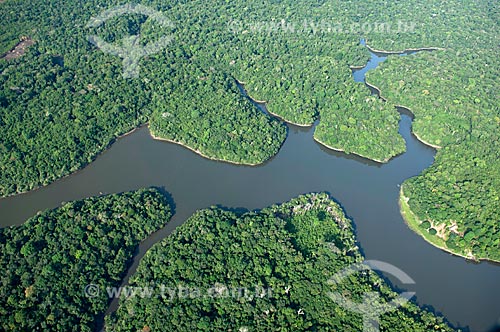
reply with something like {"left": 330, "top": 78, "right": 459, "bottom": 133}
{"left": 0, "top": 41, "right": 498, "bottom": 332}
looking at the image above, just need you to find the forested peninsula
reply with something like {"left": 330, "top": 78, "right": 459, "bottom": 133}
{"left": 0, "top": 0, "right": 406, "bottom": 195}
{"left": 107, "top": 193, "right": 457, "bottom": 332}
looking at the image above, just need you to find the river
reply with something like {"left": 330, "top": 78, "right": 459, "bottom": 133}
{"left": 0, "top": 41, "right": 498, "bottom": 332}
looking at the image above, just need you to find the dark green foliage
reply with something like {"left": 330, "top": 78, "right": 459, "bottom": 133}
{"left": 0, "top": 188, "right": 172, "bottom": 331}
{"left": 314, "top": 88, "right": 404, "bottom": 162}
{"left": 5, "top": 0, "right": 469, "bottom": 195}
{"left": 419, "top": 221, "right": 431, "bottom": 230}
{"left": 0, "top": 49, "right": 153, "bottom": 195}
{"left": 107, "top": 194, "right": 456, "bottom": 332}
{"left": 0, "top": 0, "right": 290, "bottom": 195}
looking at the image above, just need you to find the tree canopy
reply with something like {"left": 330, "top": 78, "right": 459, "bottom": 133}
{"left": 107, "top": 193, "right": 457, "bottom": 332}
{"left": 367, "top": 46, "right": 499, "bottom": 261}
{"left": 0, "top": 0, "right": 498, "bottom": 258}
{"left": 0, "top": 188, "right": 172, "bottom": 331}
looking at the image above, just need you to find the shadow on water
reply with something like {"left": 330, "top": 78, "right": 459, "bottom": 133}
{"left": 1, "top": 40, "right": 499, "bottom": 332}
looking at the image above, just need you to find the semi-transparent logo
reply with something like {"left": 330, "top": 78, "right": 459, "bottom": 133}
{"left": 86, "top": 4, "right": 173, "bottom": 78}
{"left": 327, "top": 260, "right": 415, "bottom": 332}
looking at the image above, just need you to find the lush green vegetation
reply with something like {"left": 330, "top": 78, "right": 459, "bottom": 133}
{"left": 348, "top": 0, "right": 498, "bottom": 51}
{"left": 1, "top": 0, "right": 498, "bottom": 259}
{"left": 0, "top": 0, "right": 414, "bottom": 196}
{"left": 0, "top": 188, "right": 172, "bottom": 331}
{"left": 314, "top": 88, "right": 404, "bottom": 163}
{"left": 367, "top": 35, "right": 499, "bottom": 260}
{"left": 0, "top": 0, "right": 288, "bottom": 196}
{"left": 107, "top": 194, "right": 456, "bottom": 332}
{"left": 148, "top": 60, "right": 286, "bottom": 164}
{"left": 207, "top": 2, "right": 406, "bottom": 159}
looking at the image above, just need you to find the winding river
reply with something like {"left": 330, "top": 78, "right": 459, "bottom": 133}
{"left": 0, "top": 42, "right": 499, "bottom": 332}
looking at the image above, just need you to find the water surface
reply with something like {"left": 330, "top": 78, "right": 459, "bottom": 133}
{"left": 1, "top": 43, "right": 499, "bottom": 332}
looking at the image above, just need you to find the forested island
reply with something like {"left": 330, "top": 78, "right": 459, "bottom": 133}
{"left": 107, "top": 193, "right": 457, "bottom": 331}
{"left": 0, "top": 189, "right": 172, "bottom": 331}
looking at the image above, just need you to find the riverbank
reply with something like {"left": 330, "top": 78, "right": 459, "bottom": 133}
{"left": 399, "top": 187, "right": 500, "bottom": 263}
{"left": 266, "top": 107, "right": 314, "bottom": 128}
{"left": 349, "top": 64, "right": 366, "bottom": 70}
{"left": 364, "top": 41, "right": 445, "bottom": 56}
{"left": 410, "top": 130, "right": 442, "bottom": 149}
{"left": 365, "top": 80, "right": 442, "bottom": 150}
{"left": 235, "top": 78, "right": 314, "bottom": 127}
{"left": 312, "top": 136, "right": 391, "bottom": 164}
{"left": 0, "top": 124, "right": 146, "bottom": 199}
{"left": 149, "top": 128, "right": 262, "bottom": 166}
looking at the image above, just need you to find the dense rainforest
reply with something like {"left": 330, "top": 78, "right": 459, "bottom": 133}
{"left": 0, "top": 0, "right": 411, "bottom": 196}
{"left": 0, "top": 188, "right": 172, "bottom": 331}
{"left": 148, "top": 59, "right": 286, "bottom": 164}
{"left": 363, "top": 0, "right": 499, "bottom": 261}
{"left": 0, "top": 0, "right": 498, "bottom": 257}
{"left": 0, "top": 0, "right": 498, "bottom": 331}
{"left": 106, "top": 193, "right": 457, "bottom": 332}
{"left": 368, "top": 52, "right": 500, "bottom": 261}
